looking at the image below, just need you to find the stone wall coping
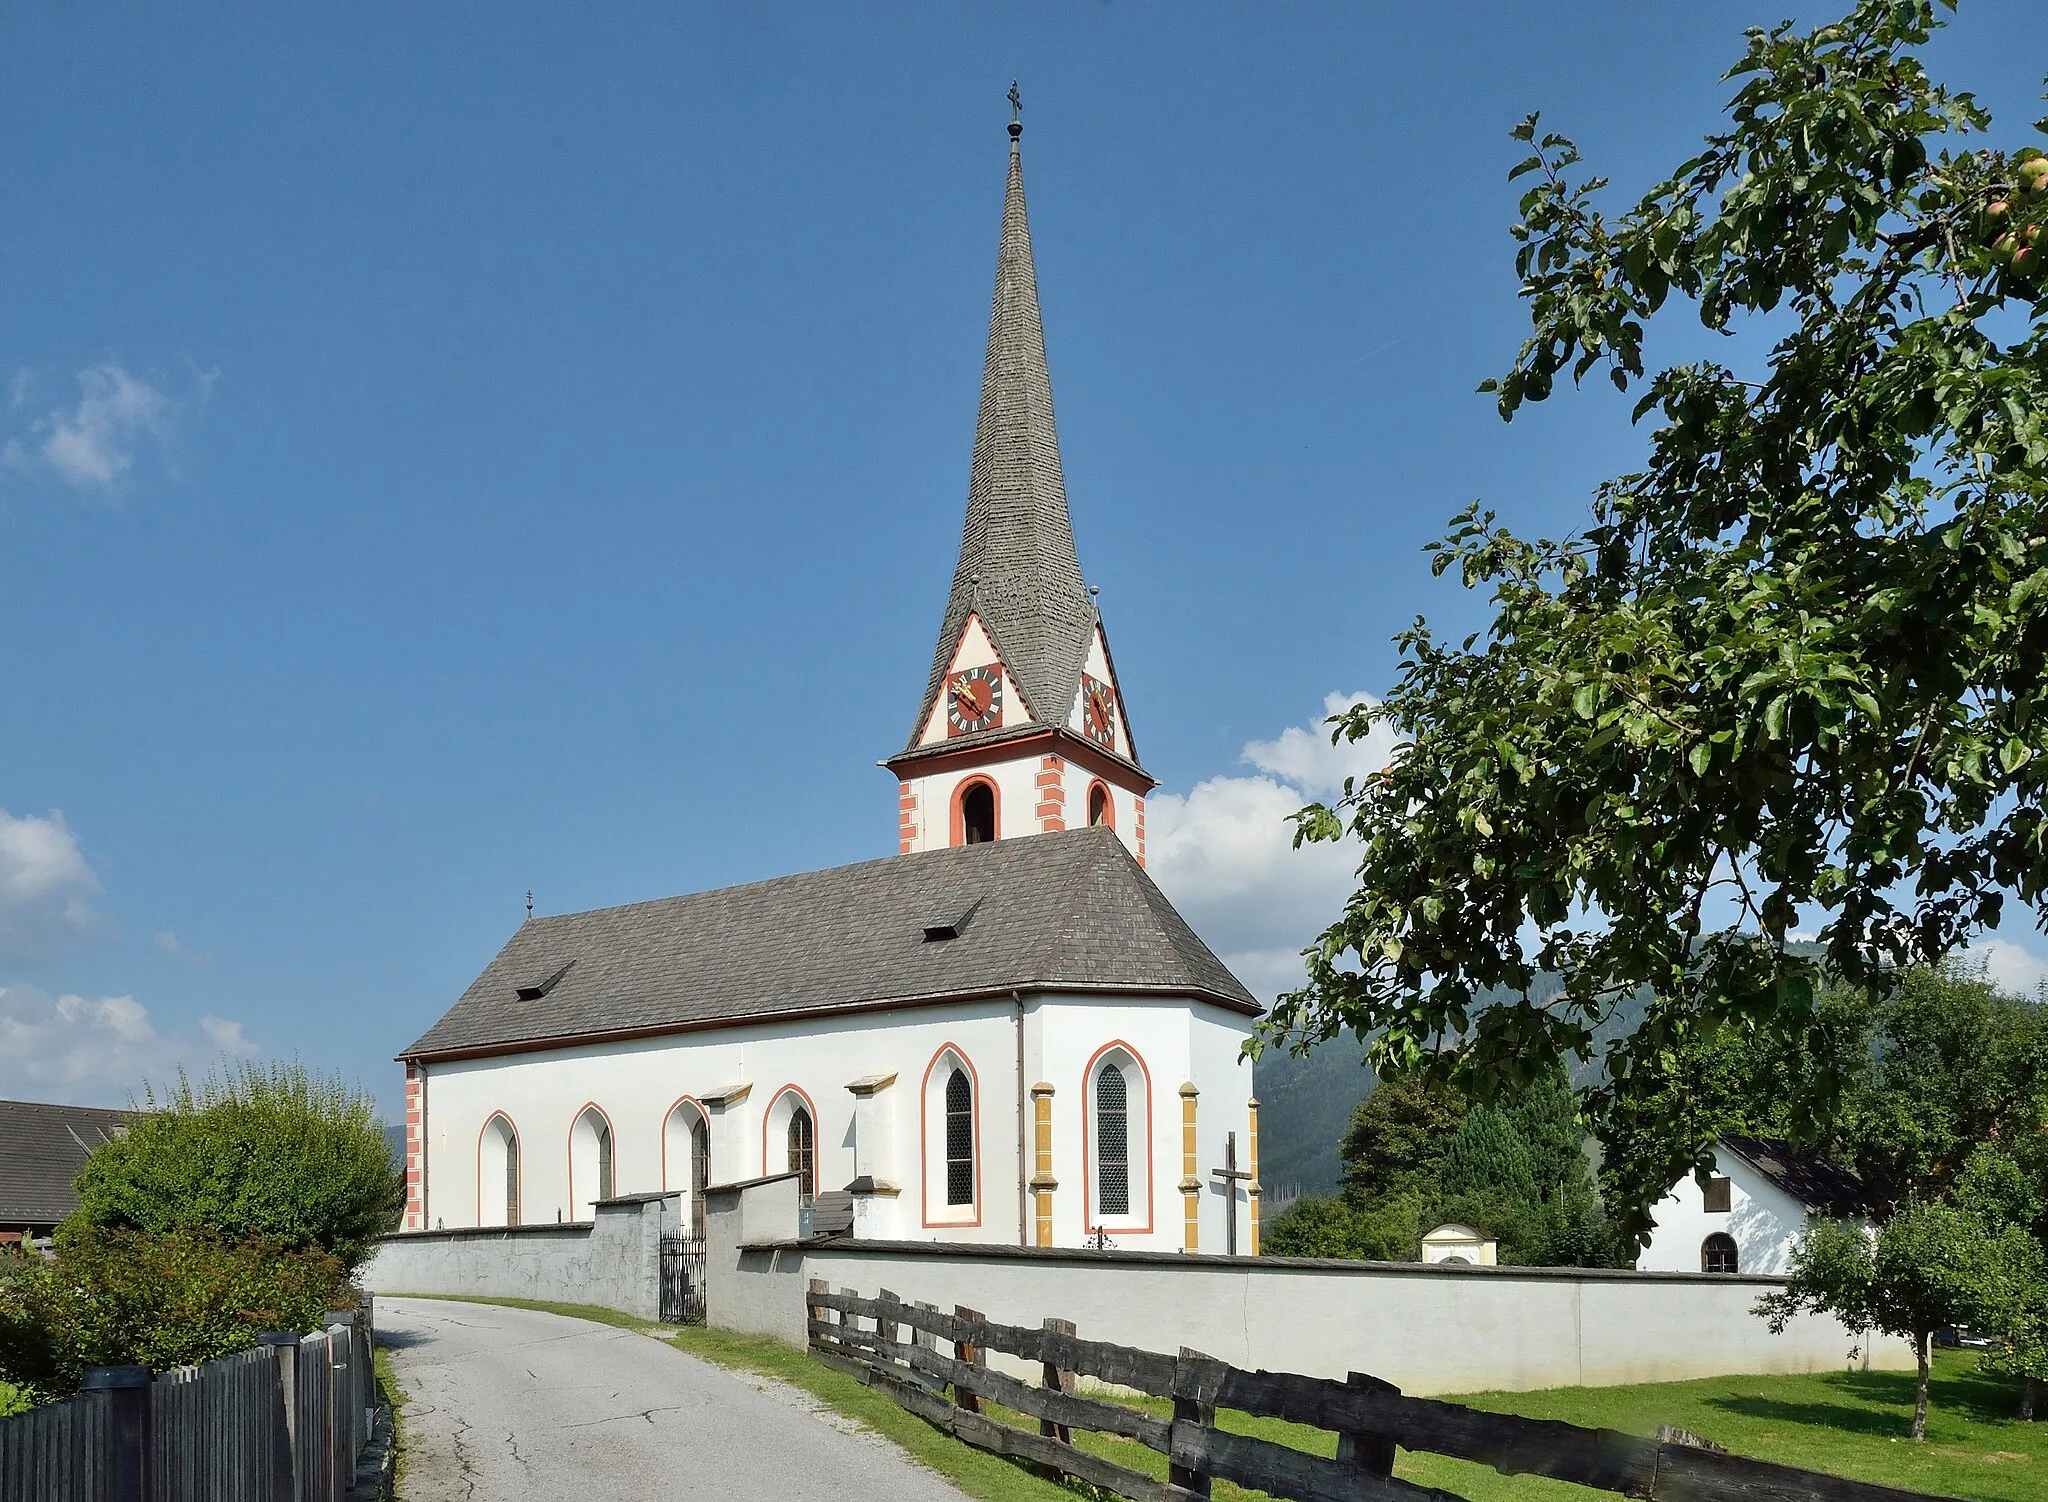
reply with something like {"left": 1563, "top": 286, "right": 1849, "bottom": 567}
{"left": 745, "top": 1236, "right": 1792, "bottom": 1286}
{"left": 593, "top": 1191, "right": 680, "bottom": 1208}
{"left": 379, "top": 1223, "right": 595, "bottom": 1244}
{"left": 705, "top": 1171, "right": 802, "bottom": 1197}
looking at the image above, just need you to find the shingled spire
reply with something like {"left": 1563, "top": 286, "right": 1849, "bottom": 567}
{"left": 900, "top": 104, "right": 1100, "bottom": 755}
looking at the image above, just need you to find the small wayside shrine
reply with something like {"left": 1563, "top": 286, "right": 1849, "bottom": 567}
{"left": 397, "top": 101, "right": 1262, "bottom": 1258}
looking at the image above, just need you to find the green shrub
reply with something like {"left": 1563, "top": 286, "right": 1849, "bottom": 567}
{"left": 69, "top": 1061, "right": 403, "bottom": 1272}
{"left": 0, "top": 1231, "right": 351, "bottom": 1402}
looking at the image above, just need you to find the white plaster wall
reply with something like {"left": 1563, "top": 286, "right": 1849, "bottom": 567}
{"left": 719, "top": 1236, "right": 1912, "bottom": 1395}
{"left": 362, "top": 1194, "right": 675, "bottom": 1320}
{"left": 419, "top": 999, "right": 1022, "bottom": 1240}
{"left": 1637, "top": 1149, "right": 1812, "bottom": 1276}
{"left": 902, "top": 758, "right": 1044, "bottom": 853}
{"left": 1028, "top": 997, "right": 1256, "bottom": 1252}
{"left": 416, "top": 991, "right": 1254, "bottom": 1254}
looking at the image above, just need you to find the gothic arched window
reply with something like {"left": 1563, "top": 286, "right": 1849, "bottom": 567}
{"left": 1094, "top": 1063, "right": 1130, "bottom": 1218}
{"left": 788, "top": 1106, "right": 816, "bottom": 1201}
{"left": 1702, "top": 1232, "right": 1739, "bottom": 1274}
{"left": 571, "top": 1105, "right": 614, "bottom": 1218}
{"left": 960, "top": 781, "right": 997, "bottom": 844}
{"left": 481, "top": 1114, "right": 520, "bottom": 1227}
{"left": 946, "top": 1068, "right": 975, "bottom": 1206}
{"left": 690, "top": 1117, "right": 711, "bottom": 1240}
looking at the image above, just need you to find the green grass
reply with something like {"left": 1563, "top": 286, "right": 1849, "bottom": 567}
{"left": 370, "top": 1335, "right": 409, "bottom": 1495}
{"left": 382, "top": 1297, "right": 2048, "bottom": 1502}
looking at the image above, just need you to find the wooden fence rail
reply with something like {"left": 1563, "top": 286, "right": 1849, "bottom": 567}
{"left": 0, "top": 1301, "right": 383, "bottom": 1502}
{"left": 806, "top": 1282, "right": 1960, "bottom": 1502}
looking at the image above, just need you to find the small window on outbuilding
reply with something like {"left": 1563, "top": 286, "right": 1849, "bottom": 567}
{"left": 1702, "top": 1232, "right": 1739, "bottom": 1274}
{"left": 1702, "top": 1175, "right": 1732, "bottom": 1214}
{"left": 961, "top": 782, "right": 996, "bottom": 844}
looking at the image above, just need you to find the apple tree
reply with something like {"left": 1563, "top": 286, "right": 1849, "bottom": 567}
{"left": 1264, "top": 0, "right": 2048, "bottom": 1237}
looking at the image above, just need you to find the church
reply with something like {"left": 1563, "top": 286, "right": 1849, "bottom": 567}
{"left": 398, "top": 111, "right": 1264, "bottom": 1254}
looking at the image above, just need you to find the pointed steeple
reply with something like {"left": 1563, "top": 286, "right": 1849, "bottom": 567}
{"left": 901, "top": 101, "right": 1101, "bottom": 756}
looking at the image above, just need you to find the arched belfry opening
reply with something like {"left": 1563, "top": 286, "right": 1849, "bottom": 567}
{"left": 961, "top": 782, "right": 996, "bottom": 845}
{"left": 1088, "top": 783, "right": 1110, "bottom": 828}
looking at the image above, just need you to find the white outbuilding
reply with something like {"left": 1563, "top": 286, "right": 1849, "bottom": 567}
{"left": 1635, "top": 1135, "right": 1871, "bottom": 1276}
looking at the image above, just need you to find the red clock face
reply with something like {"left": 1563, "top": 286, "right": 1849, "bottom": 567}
{"left": 947, "top": 666, "right": 1003, "bottom": 735}
{"left": 1082, "top": 676, "right": 1116, "bottom": 746}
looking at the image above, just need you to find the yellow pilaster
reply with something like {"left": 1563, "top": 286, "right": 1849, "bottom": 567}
{"left": 1247, "top": 1096, "right": 1262, "bottom": 1256}
{"left": 1178, "top": 1081, "right": 1201, "bottom": 1252}
{"left": 1029, "top": 1083, "right": 1057, "bottom": 1246}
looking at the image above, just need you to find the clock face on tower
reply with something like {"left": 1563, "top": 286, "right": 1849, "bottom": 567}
{"left": 1082, "top": 674, "right": 1116, "bottom": 747}
{"left": 946, "top": 666, "right": 1003, "bottom": 735}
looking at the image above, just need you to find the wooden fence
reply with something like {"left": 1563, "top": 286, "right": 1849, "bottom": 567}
{"left": 807, "top": 1281, "right": 1959, "bottom": 1502}
{"left": 0, "top": 1302, "right": 383, "bottom": 1502}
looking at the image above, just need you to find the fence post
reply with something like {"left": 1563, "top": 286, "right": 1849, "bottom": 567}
{"left": 258, "top": 1331, "right": 301, "bottom": 1500}
{"left": 876, "top": 1289, "right": 901, "bottom": 1368}
{"left": 1169, "top": 1347, "right": 1219, "bottom": 1500}
{"left": 806, "top": 1278, "right": 832, "bottom": 1354}
{"left": 1040, "top": 1316, "right": 1075, "bottom": 1445}
{"left": 326, "top": 1311, "right": 358, "bottom": 1490}
{"left": 1335, "top": 1370, "right": 1400, "bottom": 1477}
{"left": 952, "top": 1305, "right": 985, "bottom": 1415}
{"left": 82, "top": 1365, "right": 152, "bottom": 1502}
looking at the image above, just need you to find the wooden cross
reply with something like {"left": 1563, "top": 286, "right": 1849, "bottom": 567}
{"left": 1210, "top": 1130, "right": 1253, "bottom": 1256}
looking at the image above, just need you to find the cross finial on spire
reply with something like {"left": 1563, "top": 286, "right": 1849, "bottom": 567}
{"left": 1008, "top": 81, "right": 1022, "bottom": 139}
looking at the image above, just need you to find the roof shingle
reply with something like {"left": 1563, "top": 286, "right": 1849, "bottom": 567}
{"left": 0, "top": 1099, "right": 128, "bottom": 1226}
{"left": 402, "top": 825, "right": 1259, "bottom": 1061}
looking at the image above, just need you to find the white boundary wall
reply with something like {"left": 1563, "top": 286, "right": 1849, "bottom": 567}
{"left": 708, "top": 1178, "right": 1911, "bottom": 1396}
{"left": 361, "top": 1191, "right": 677, "bottom": 1319}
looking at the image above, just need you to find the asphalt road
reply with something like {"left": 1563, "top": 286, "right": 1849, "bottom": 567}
{"left": 380, "top": 1296, "right": 969, "bottom": 1501}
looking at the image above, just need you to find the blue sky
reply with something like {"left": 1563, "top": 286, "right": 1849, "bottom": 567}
{"left": 4, "top": 3, "right": 2044, "bottom": 1118}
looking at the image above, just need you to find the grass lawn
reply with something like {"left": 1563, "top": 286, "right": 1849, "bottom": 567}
{"left": 382, "top": 1297, "right": 2047, "bottom": 1502}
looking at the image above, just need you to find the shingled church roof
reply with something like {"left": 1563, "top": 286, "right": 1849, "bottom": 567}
{"left": 401, "top": 825, "right": 1259, "bottom": 1062}
{"left": 901, "top": 117, "right": 1116, "bottom": 763}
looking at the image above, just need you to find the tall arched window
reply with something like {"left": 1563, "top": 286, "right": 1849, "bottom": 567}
{"left": 1702, "top": 1232, "right": 1739, "bottom": 1274}
{"left": 690, "top": 1117, "right": 711, "bottom": 1240}
{"left": 1088, "top": 783, "right": 1111, "bottom": 828}
{"left": 787, "top": 1106, "right": 816, "bottom": 1200}
{"left": 571, "top": 1105, "right": 614, "bottom": 1218}
{"left": 945, "top": 1068, "right": 975, "bottom": 1206}
{"left": 1095, "top": 1064, "right": 1130, "bottom": 1217}
{"left": 960, "top": 781, "right": 996, "bottom": 844}
{"left": 480, "top": 1114, "right": 520, "bottom": 1227}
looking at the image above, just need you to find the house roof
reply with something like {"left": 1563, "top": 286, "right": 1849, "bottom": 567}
{"left": 903, "top": 120, "right": 1128, "bottom": 767}
{"left": 1720, "top": 1134, "right": 1872, "bottom": 1217}
{"left": 401, "top": 825, "right": 1260, "bottom": 1062}
{"left": 0, "top": 1099, "right": 128, "bottom": 1226}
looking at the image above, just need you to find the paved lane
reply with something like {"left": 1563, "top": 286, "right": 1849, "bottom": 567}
{"left": 380, "top": 1296, "right": 968, "bottom": 1501}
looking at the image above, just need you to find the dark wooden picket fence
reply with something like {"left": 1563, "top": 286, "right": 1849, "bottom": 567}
{"left": 0, "top": 1303, "right": 386, "bottom": 1502}
{"left": 807, "top": 1282, "right": 1958, "bottom": 1502}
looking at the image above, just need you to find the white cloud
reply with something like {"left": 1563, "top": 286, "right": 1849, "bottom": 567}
{"left": 0, "top": 809, "right": 100, "bottom": 961}
{"left": 1971, "top": 937, "right": 2048, "bottom": 998}
{"left": 154, "top": 931, "right": 182, "bottom": 953}
{"left": 1148, "top": 692, "right": 1393, "bottom": 1001}
{"left": 6, "top": 364, "right": 183, "bottom": 494}
{"left": 0, "top": 983, "right": 257, "bottom": 1104}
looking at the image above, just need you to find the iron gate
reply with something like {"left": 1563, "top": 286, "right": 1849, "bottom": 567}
{"left": 660, "top": 1231, "right": 707, "bottom": 1324}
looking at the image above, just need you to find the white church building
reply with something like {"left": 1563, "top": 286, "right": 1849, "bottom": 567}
{"left": 399, "top": 114, "right": 1266, "bottom": 1255}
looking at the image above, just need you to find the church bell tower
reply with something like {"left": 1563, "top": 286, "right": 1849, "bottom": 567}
{"left": 887, "top": 97, "right": 1155, "bottom": 862}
